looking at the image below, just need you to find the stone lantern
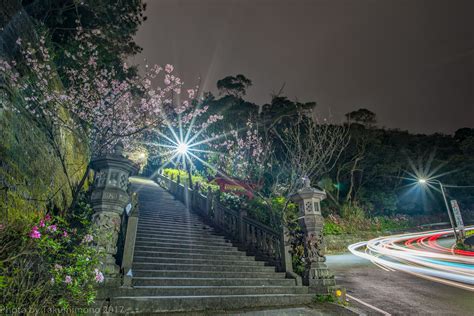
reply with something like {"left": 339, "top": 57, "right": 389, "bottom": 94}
{"left": 291, "top": 177, "right": 336, "bottom": 293}
{"left": 90, "top": 142, "right": 138, "bottom": 278}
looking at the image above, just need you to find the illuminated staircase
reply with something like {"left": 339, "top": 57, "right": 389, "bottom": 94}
{"left": 108, "top": 180, "right": 312, "bottom": 313}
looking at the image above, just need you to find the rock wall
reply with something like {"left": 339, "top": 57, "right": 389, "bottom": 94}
{"left": 0, "top": 1, "right": 89, "bottom": 221}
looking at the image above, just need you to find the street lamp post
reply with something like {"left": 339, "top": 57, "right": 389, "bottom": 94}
{"left": 418, "top": 178, "right": 459, "bottom": 242}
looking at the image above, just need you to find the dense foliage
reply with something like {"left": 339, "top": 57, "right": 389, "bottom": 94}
{"left": 1, "top": 0, "right": 146, "bottom": 311}
{"left": 0, "top": 201, "right": 102, "bottom": 312}
{"left": 162, "top": 77, "right": 473, "bottom": 232}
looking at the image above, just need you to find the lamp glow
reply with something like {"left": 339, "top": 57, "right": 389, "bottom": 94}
{"left": 418, "top": 178, "right": 427, "bottom": 184}
{"left": 177, "top": 142, "right": 188, "bottom": 154}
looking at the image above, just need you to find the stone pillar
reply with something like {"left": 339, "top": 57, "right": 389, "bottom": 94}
{"left": 238, "top": 208, "right": 248, "bottom": 245}
{"left": 291, "top": 177, "right": 336, "bottom": 294}
{"left": 90, "top": 142, "right": 138, "bottom": 279}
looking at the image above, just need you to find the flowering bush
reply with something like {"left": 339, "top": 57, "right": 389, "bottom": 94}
{"left": 210, "top": 119, "right": 269, "bottom": 182}
{"left": 1, "top": 212, "right": 102, "bottom": 311}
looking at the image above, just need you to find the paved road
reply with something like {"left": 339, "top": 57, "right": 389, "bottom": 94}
{"left": 327, "top": 252, "right": 474, "bottom": 315}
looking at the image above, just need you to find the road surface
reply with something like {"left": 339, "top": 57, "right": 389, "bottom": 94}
{"left": 327, "top": 228, "right": 474, "bottom": 315}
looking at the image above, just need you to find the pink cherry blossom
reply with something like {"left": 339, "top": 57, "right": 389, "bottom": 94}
{"left": 1, "top": 27, "right": 209, "bottom": 157}
{"left": 94, "top": 269, "right": 104, "bottom": 283}
{"left": 165, "top": 64, "right": 174, "bottom": 73}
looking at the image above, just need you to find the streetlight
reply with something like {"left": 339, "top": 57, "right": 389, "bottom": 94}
{"left": 177, "top": 142, "right": 188, "bottom": 155}
{"left": 174, "top": 141, "right": 194, "bottom": 188}
{"left": 418, "top": 178, "right": 459, "bottom": 242}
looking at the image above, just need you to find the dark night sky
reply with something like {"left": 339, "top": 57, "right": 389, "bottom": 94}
{"left": 131, "top": 0, "right": 474, "bottom": 134}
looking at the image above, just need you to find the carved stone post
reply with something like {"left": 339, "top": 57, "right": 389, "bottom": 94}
{"left": 90, "top": 142, "right": 138, "bottom": 280}
{"left": 238, "top": 209, "right": 247, "bottom": 245}
{"left": 291, "top": 177, "right": 336, "bottom": 294}
{"left": 206, "top": 187, "right": 213, "bottom": 218}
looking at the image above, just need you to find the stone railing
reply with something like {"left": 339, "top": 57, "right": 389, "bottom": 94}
{"left": 155, "top": 173, "right": 300, "bottom": 284}
{"left": 117, "top": 191, "right": 139, "bottom": 287}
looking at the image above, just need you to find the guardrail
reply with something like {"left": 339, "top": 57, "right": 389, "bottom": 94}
{"left": 155, "top": 173, "right": 300, "bottom": 284}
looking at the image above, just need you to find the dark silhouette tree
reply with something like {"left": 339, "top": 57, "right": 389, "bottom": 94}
{"left": 217, "top": 74, "right": 252, "bottom": 98}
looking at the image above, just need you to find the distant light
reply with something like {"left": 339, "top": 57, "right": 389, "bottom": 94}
{"left": 177, "top": 142, "right": 188, "bottom": 154}
{"left": 138, "top": 152, "right": 146, "bottom": 159}
{"left": 418, "top": 178, "right": 427, "bottom": 184}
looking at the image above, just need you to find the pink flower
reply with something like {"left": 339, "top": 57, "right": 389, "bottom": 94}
{"left": 82, "top": 234, "right": 93, "bottom": 243}
{"left": 39, "top": 219, "right": 45, "bottom": 227}
{"left": 48, "top": 225, "right": 57, "bottom": 232}
{"left": 54, "top": 264, "right": 63, "bottom": 271}
{"left": 187, "top": 89, "right": 195, "bottom": 99}
{"left": 64, "top": 275, "right": 72, "bottom": 284}
{"left": 29, "top": 226, "right": 41, "bottom": 239}
{"left": 44, "top": 214, "right": 51, "bottom": 222}
{"left": 62, "top": 231, "right": 68, "bottom": 237}
{"left": 164, "top": 64, "right": 174, "bottom": 73}
{"left": 94, "top": 269, "right": 104, "bottom": 283}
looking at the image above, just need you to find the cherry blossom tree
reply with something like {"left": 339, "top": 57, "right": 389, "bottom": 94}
{"left": 0, "top": 26, "right": 202, "bottom": 207}
{"left": 210, "top": 118, "right": 270, "bottom": 183}
{"left": 2, "top": 27, "right": 196, "bottom": 156}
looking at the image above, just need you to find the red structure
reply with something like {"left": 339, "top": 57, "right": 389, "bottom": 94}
{"left": 211, "top": 177, "right": 255, "bottom": 199}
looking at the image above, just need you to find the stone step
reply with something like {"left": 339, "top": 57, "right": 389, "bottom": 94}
{"left": 135, "top": 233, "right": 228, "bottom": 243}
{"left": 111, "top": 286, "right": 308, "bottom": 297}
{"left": 137, "top": 226, "right": 217, "bottom": 236}
{"left": 131, "top": 256, "right": 264, "bottom": 266}
{"left": 131, "top": 251, "right": 255, "bottom": 261}
{"left": 138, "top": 220, "right": 205, "bottom": 227}
{"left": 133, "top": 242, "right": 237, "bottom": 252}
{"left": 133, "top": 246, "right": 241, "bottom": 256}
{"left": 131, "top": 269, "right": 285, "bottom": 279}
{"left": 138, "top": 214, "right": 203, "bottom": 219}
{"left": 139, "top": 215, "right": 203, "bottom": 222}
{"left": 108, "top": 294, "right": 314, "bottom": 313}
{"left": 138, "top": 222, "right": 207, "bottom": 229}
{"left": 132, "top": 277, "right": 297, "bottom": 287}
{"left": 130, "top": 262, "right": 275, "bottom": 272}
{"left": 134, "top": 236, "right": 233, "bottom": 247}
{"left": 137, "top": 222, "right": 213, "bottom": 230}
{"left": 139, "top": 214, "right": 202, "bottom": 219}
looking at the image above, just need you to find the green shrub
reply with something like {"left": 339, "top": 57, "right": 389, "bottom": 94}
{"left": 218, "top": 192, "right": 242, "bottom": 211}
{"left": 341, "top": 203, "right": 366, "bottom": 221}
{"left": 0, "top": 210, "right": 103, "bottom": 311}
{"left": 323, "top": 220, "right": 345, "bottom": 235}
{"left": 163, "top": 168, "right": 219, "bottom": 193}
{"left": 372, "top": 215, "right": 410, "bottom": 232}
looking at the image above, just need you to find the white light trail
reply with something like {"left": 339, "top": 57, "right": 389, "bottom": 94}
{"left": 349, "top": 227, "right": 474, "bottom": 291}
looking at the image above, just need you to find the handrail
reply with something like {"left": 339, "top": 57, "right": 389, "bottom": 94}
{"left": 154, "top": 172, "right": 300, "bottom": 284}
{"left": 120, "top": 192, "right": 139, "bottom": 287}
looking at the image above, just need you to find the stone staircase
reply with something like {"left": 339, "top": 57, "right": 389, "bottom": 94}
{"left": 109, "top": 179, "right": 312, "bottom": 314}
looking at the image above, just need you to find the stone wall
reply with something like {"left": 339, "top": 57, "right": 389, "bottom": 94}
{"left": 0, "top": 1, "right": 89, "bottom": 220}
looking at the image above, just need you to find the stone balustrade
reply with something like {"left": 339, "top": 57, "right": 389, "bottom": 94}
{"left": 155, "top": 173, "right": 300, "bottom": 283}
